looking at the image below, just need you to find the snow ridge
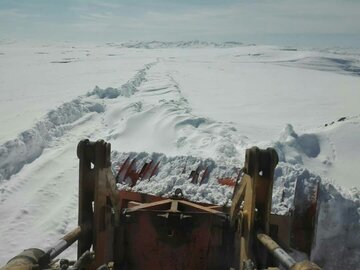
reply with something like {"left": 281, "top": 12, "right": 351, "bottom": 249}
{"left": 274, "top": 124, "right": 321, "bottom": 164}
{"left": 87, "top": 62, "right": 156, "bottom": 99}
{"left": 0, "top": 61, "right": 158, "bottom": 181}
{"left": 276, "top": 56, "right": 360, "bottom": 77}
{"left": 0, "top": 99, "right": 105, "bottom": 181}
{"left": 106, "top": 41, "right": 244, "bottom": 49}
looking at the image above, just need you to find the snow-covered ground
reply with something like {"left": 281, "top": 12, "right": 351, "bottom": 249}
{"left": 0, "top": 41, "right": 359, "bottom": 269}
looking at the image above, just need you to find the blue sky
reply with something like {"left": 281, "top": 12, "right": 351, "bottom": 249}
{"left": 1, "top": 0, "right": 360, "bottom": 47}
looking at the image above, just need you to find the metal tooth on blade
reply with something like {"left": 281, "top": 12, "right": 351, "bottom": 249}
{"left": 116, "top": 156, "right": 131, "bottom": 183}
{"left": 142, "top": 160, "right": 160, "bottom": 179}
{"left": 124, "top": 158, "right": 140, "bottom": 187}
{"left": 199, "top": 166, "right": 210, "bottom": 185}
{"left": 149, "top": 161, "right": 160, "bottom": 179}
{"left": 139, "top": 160, "right": 153, "bottom": 180}
{"left": 189, "top": 165, "right": 202, "bottom": 184}
{"left": 139, "top": 160, "right": 160, "bottom": 180}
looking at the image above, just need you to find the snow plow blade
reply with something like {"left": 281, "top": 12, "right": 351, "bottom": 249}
{"left": 0, "top": 140, "right": 321, "bottom": 270}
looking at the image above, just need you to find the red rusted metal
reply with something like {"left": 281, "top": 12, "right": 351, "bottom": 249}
{"left": 218, "top": 177, "right": 236, "bottom": 186}
{"left": 138, "top": 160, "right": 152, "bottom": 178}
{"left": 117, "top": 190, "right": 227, "bottom": 212}
{"left": 117, "top": 192, "right": 230, "bottom": 270}
{"left": 140, "top": 160, "right": 160, "bottom": 180}
{"left": 116, "top": 157, "right": 131, "bottom": 183}
{"left": 123, "top": 158, "right": 138, "bottom": 186}
{"left": 217, "top": 168, "right": 244, "bottom": 187}
{"left": 116, "top": 157, "right": 160, "bottom": 187}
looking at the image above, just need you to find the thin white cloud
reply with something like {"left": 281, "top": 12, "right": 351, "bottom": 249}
{"left": 79, "top": 12, "right": 114, "bottom": 21}
{"left": 0, "top": 8, "right": 41, "bottom": 20}
{"left": 1, "top": 0, "right": 359, "bottom": 45}
{"left": 92, "top": 1, "right": 123, "bottom": 10}
{"left": 139, "top": 1, "right": 360, "bottom": 34}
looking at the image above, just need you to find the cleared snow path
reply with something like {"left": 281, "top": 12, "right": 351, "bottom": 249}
{"left": 104, "top": 59, "right": 250, "bottom": 163}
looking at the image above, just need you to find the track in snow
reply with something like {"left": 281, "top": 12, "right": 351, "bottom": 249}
{"left": 0, "top": 113, "right": 104, "bottom": 263}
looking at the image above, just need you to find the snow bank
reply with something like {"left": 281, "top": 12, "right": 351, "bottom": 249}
{"left": 271, "top": 163, "right": 321, "bottom": 215}
{"left": 278, "top": 56, "right": 360, "bottom": 76}
{"left": 274, "top": 124, "right": 320, "bottom": 164}
{"left": 0, "top": 98, "right": 105, "bottom": 180}
{"left": 87, "top": 62, "right": 156, "bottom": 99}
{"left": 0, "top": 60, "right": 157, "bottom": 181}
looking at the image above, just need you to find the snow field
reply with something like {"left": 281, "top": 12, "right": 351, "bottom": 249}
{"left": 0, "top": 42, "right": 156, "bottom": 142}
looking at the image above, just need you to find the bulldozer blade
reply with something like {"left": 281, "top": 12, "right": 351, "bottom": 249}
{"left": 291, "top": 178, "right": 320, "bottom": 256}
{"left": 199, "top": 166, "right": 210, "bottom": 185}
